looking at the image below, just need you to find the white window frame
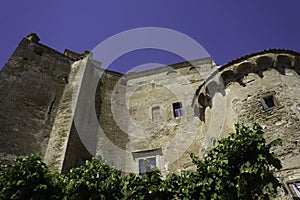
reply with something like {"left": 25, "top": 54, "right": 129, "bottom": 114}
{"left": 132, "top": 148, "right": 162, "bottom": 175}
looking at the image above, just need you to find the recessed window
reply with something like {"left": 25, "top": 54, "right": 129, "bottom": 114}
{"left": 264, "top": 96, "right": 275, "bottom": 108}
{"left": 151, "top": 106, "right": 160, "bottom": 122}
{"left": 132, "top": 148, "right": 162, "bottom": 176}
{"left": 139, "top": 157, "right": 156, "bottom": 175}
{"left": 260, "top": 92, "right": 276, "bottom": 110}
{"left": 173, "top": 102, "right": 183, "bottom": 118}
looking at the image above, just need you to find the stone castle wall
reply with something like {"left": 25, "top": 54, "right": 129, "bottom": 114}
{"left": 93, "top": 58, "right": 216, "bottom": 174}
{"left": 123, "top": 59, "right": 213, "bottom": 174}
{"left": 195, "top": 51, "right": 300, "bottom": 198}
{"left": 0, "top": 34, "right": 73, "bottom": 163}
{"left": 0, "top": 34, "right": 299, "bottom": 198}
{"left": 44, "top": 56, "right": 98, "bottom": 173}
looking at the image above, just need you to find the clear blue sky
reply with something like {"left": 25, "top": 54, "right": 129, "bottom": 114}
{"left": 0, "top": 1, "right": 299, "bottom": 73}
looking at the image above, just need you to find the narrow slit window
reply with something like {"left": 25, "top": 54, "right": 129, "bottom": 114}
{"left": 173, "top": 102, "right": 183, "bottom": 118}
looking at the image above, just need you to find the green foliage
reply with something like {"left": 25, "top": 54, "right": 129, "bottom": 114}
{"left": 187, "top": 123, "right": 282, "bottom": 199}
{"left": 122, "top": 170, "right": 166, "bottom": 199}
{"left": 63, "top": 158, "right": 123, "bottom": 200}
{"left": 0, "top": 154, "right": 62, "bottom": 200}
{"left": 0, "top": 123, "right": 283, "bottom": 199}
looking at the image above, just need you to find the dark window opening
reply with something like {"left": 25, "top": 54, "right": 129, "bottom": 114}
{"left": 260, "top": 92, "right": 276, "bottom": 110}
{"left": 139, "top": 157, "right": 156, "bottom": 175}
{"left": 173, "top": 102, "right": 183, "bottom": 118}
{"left": 264, "top": 96, "right": 275, "bottom": 108}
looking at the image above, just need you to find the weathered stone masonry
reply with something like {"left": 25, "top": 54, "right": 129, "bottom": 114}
{"left": 0, "top": 33, "right": 299, "bottom": 199}
{"left": 0, "top": 33, "right": 73, "bottom": 163}
{"left": 194, "top": 50, "right": 300, "bottom": 198}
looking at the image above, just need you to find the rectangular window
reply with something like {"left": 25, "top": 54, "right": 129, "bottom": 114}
{"left": 264, "top": 96, "right": 275, "bottom": 108}
{"left": 260, "top": 92, "right": 276, "bottom": 110}
{"left": 132, "top": 148, "right": 162, "bottom": 175}
{"left": 139, "top": 157, "right": 156, "bottom": 175}
{"left": 173, "top": 102, "right": 183, "bottom": 118}
{"left": 151, "top": 106, "right": 160, "bottom": 122}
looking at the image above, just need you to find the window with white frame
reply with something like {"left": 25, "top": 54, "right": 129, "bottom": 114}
{"left": 132, "top": 148, "right": 162, "bottom": 176}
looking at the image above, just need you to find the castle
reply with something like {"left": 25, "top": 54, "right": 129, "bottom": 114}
{"left": 0, "top": 33, "right": 299, "bottom": 198}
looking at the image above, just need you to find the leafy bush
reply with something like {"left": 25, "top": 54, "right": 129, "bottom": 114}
{"left": 0, "top": 123, "right": 282, "bottom": 199}
{"left": 63, "top": 158, "right": 123, "bottom": 200}
{"left": 0, "top": 154, "right": 62, "bottom": 200}
{"left": 187, "top": 123, "right": 282, "bottom": 200}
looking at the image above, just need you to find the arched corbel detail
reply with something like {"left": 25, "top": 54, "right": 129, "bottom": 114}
{"left": 235, "top": 62, "right": 258, "bottom": 77}
{"left": 197, "top": 92, "right": 211, "bottom": 120}
{"left": 220, "top": 70, "right": 235, "bottom": 88}
{"left": 275, "top": 54, "right": 293, "bottom": 75}
{"left": 255, "top": 55, "right": 274, "bottom": 78}
{"left": 193, "top": 49, "right": 300, "bottom": 121}
{"left": 293, "top": 56, "right": 300, "bottom": 75}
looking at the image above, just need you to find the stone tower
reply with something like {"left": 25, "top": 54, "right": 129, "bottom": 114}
{"left": 193, "top": 50, "right": 300, "bottom": 198}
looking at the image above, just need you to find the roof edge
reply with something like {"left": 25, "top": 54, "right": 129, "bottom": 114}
{"left": 221, "top": 49, "right": 300, "bottom": 70}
